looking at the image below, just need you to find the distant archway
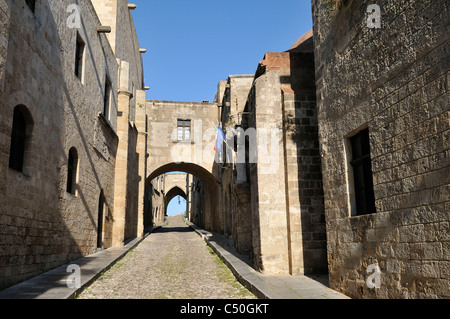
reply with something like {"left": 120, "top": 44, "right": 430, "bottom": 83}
{"left": 165, "top": 186, "right": 187, "bottom": 205}
{"left": 145, "top": 162, "right": 220, "bottom": 232}
{"left": 165, "top": 186, "right": 187, "bottom": 217}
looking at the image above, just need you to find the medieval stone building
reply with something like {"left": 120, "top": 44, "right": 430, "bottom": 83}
{"left": 312, "top": 0, "right": 449, "bottom": 298}
{"left": 212, "top": 30, "right": 328, "bottom": 276}
{"left": 0, "top": 0, "right": 147, "bottom": 290}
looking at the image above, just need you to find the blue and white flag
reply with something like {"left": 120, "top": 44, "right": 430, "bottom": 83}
{"left": 214, "top": 124, "right": 226, "bottom": 153}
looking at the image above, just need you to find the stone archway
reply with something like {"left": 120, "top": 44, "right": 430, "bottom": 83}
{"left": 145, "top": 162, "right": 220, "bottom": 232}
{"left": 164, "top": 186, "right": 187, "bottom": 216}
{"left": 146, "top": 162, "right": 217, "bottom": 188}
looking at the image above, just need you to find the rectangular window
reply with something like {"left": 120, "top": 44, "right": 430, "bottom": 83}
{"left": 103, "top": 76, "right": 112, "bottom": 120}
{"left": 75, "top": 33, "right": 85, "bottom": 81}
{"left": 66, "top": 147, "right": 78, "bottom": 195}
{"left": 129, "top": 82, "right": 136, "bottom": 122}
{"left": 177, "top": 119, "right": 191, "bottom": 141}
{"left": 25, "top": 0, "right": 36, "bottom": 13}
{"left": 9, "top": 107, "right": 28, "bottom": 172}
{"left": 349, "top": 128, "right": 376, "bottom": 215}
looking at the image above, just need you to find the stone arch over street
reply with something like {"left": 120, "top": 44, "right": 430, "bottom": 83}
{"left": 146, "top": 100, "right": 220, "bottom": 181}
{"left": 144, "top": 162, "right": 220, "bottom": 232}
{"left": 147, "top": 162, "right": 217, "bottom": 188}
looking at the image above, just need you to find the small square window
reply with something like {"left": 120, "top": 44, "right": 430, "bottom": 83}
{"left": 177, "top": 119, "right": 191, "bottom": 142}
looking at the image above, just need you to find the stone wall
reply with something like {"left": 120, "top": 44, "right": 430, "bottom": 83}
{"left": 0, "top": 0, "right": 9, "bottom": 94}
{"left": 0, "top": 0, "right": 119, "bottom": 289}
{"left": 214, "top": 75, "right": 254, "bottom": 257}
{"left": 236, "top": 33, "right": 327, "bottom": 275}
{"left": 282, "top": 89, "right": 327, "bottom": 275}
{"left": 220, "top": 75, "right": 254, "bottom": 127}
{"left": 145, "top": 174, "right": 165, "bottom": 228}
{"left": 188, "top": 176, "right": 207, "bottom": 229}
{"left": 146, "top": 100, "right": 219, "bottom": 175}
{"left": 312, "top": 0, "right": 449, "bottom": 298}
{"left": 145, "top": 100, "right": 220, "bottom": 232}
{"left": 93, "top": 0, "right": 147, "bottom": 245}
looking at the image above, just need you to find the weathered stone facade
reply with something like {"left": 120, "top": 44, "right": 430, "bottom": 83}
{"left": 145, "top": 100, "right": 219, "bottom": 175}
{"left": 211, "top": 32, "right": 327, "bottom": 276}
{"left": 92, "top": 0, "right": 148, "bottom": 247}
{"left": 0, "top": 0, "right": 146, "bottom": 290}
{"left": 144, "top": 100, "right": 220, "bottom": 232}
{"left": 312, "top": 0, "right": 449, "bottom": 298}
{"left": 143, "top": 173, "right": 190, "bottom": 230}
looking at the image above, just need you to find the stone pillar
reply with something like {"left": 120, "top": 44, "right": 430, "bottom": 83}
{"left": 112, "top": 60, "right": 131, "bottom": 247}
{"left": 253, "top": 71, "right": 290, "bottom": 274}
{"left": 134, "top": 89, "right": 147, "bottom": 238}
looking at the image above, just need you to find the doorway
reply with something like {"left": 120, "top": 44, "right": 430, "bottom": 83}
{"left": 97, "top": 190, "right": 105, "bottom": 249}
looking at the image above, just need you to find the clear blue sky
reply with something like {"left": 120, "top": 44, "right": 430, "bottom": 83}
{"left": 132, "top": 0, "right": 313, "bottom": 103}
{"left": 167, "top": 196, "right": 186, "bottom": 217}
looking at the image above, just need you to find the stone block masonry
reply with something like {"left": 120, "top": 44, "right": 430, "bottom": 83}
{"left": 233, "top": 33, "right": 328, "bottom": 276}
{"left": 0, "top": 0, "right": 147, "bottom": 291}
{"left": 0, "top": 0, "right": 120, "bottom": 290}
{"left": 312, "top": 0, "right": 449, "bottom": 298}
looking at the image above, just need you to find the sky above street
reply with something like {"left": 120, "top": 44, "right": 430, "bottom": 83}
{"left": 132, "top": 0, "right": 313, "bottom": 103}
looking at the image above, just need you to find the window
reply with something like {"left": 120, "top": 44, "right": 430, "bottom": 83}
{"left": 9, "top": 108, "right": 27, "bottom": 172}
{"left": 67, "top": 147, "right": 79, "bottom": 195}
{"left": 75, "top": 33, "right": 85, "bottom": 81}
{"left": 9, "top": 105, "right": 33, "bottom": 173}
{"left": 129, "top": 81, "right": 136, "bottom": 122}
{"left": 103, "top": 76, "right": 112, "bottom": 120}
{"left": 25, "top": 0, "right": 36, "bottom": 13}
{"left": 177, "top": 119, "right": 191, "bottom": 141}
{"left": 349, "top": 128, "right": 376, "bottom": 215}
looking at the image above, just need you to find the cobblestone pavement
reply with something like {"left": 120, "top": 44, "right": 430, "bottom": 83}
{"left": 78, "top": 216, "right": 256, "bottom": 299}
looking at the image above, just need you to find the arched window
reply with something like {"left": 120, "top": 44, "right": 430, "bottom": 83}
{"left": 66, "top": 147, "right": 79, "bottom": 195}
{"left": 9, "top": 105, "right": 33, "bottom": 173}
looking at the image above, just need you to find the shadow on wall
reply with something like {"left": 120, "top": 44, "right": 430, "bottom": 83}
{"left": 0, "top": 0, "right": 124, "bottom": 291}
{"left": 60, "top": 0, "right": 118, "bottom": 254}
{"left": 125, "top": 129, "right": 139, "bottom": 242}
{"left": 289, "top": 50, "right": 328, "bottom": 275}
{"left": 0, "top": 0, "right": 82, "bottom": 290}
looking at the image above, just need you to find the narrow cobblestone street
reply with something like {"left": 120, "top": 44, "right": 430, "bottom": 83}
{"left": 78, "top": 216, "right": 256, "bottom": 299}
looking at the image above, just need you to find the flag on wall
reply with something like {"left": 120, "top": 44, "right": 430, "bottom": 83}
{"left": 214, "top": 124, "right": 226, "bottom": 153}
